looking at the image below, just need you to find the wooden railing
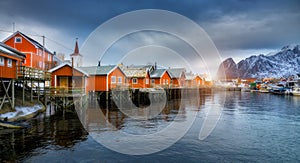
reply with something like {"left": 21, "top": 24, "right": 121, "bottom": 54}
{"left": 17, "top": 66, "right": 51, "bottom": 81}
{"left": 47, "top": 87, "right": 85, "bottom": 96}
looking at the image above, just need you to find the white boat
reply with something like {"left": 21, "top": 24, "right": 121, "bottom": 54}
{"left": 291, "top": 87, "right": 300, "bottom": 96}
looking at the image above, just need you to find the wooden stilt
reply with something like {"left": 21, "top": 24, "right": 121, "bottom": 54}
{"left": 30, "top": 80, "right": 33, "bottom": 103}
{"left": 12, "top": 79, "right": 15, "bottom": 109}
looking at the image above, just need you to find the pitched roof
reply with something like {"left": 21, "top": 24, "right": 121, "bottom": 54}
{"left": 150, "top": 69, "right": 167, "bottom": 78}
{"left": 79, "top": 65, "right": 117, "bottom": 75}
{"left": 0, "top": 42, "right": 26, "bottom": 59}
{"left": 48, "top": 62, "right": 88, "bottom": 76}
{"left": 70, "top": 40, "right": 82, "bottom": 57}
{"left": 3, "top": 31, "right": 54, "bottom": 55}
{"left": 122, "top": 68, "right": 148, "bottom": 78}
{"left": 185, "top": 72, "right": 196, "bottom": 80}
{"left": 167, "top": 68, "right": 186, "bottom": 78}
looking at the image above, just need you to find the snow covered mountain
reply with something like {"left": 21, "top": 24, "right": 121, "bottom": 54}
{"left": 217, "top": 45, "right": 300, "bottom": 79}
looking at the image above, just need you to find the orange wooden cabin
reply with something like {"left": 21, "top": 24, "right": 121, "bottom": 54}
{"left": 80, "top": 65, "right": 126, "bottom": 92}
{"left": 0, "top": 42, "right": 25, "bottom": 79}
{"left": 0, "top": 42, "right": 26, "bottom": 109}
{"left": 3, "top": 31, "right": 54, "bottom": 70}
{"left": 167, "top": 68, "right": 186, "bottom": 87}
{"left": 48, "top": 63, "right": 88, "bottom": 93}
{"left": 150, "top": 69, "right": 172, "bottom": 87}
{"left": 185, "top": 73, "right": 204, "bottom": 87}
{"left": 123, "top": 68, "right": 151, "bottom": 88}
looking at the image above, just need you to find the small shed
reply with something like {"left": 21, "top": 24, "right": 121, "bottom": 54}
{"left": 48, "top": 63, "right": 88, "bottom": 92}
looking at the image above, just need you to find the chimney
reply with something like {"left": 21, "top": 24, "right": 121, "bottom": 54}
{"left": 71, "top": 57, "right": 74, "bottom": 68}
{"left": 154, "top": 62, "right": 157, "bottom": 69}
{"left": 98, "top": 60, "right": 101, "bottom": 67}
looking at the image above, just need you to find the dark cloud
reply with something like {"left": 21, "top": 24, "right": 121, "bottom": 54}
{"left": 0, "top": 0, "right": 299, "bottom": 60}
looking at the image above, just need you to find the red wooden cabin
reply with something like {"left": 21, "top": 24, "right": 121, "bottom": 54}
{"left": 167, "top": 68, "right": 186, "bottom": 87}
{"left": 0, "top": 43, "right": 25, "bottom": 79}
{"left": 150, "top": 69, "right": 172, "bottom": 87}
{"left": 80, "top": 65, "right": 126, "bottom": 92}
{"left": 3, "top": 31, "right": 54, "bottom": 70}
{"left": 48, "top": 63, "right": 88, "bottom": 94}
{"left": 0, "top": 42, "right": 26, "bottom": 109}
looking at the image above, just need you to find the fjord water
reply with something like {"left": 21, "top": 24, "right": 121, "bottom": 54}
{"left": 0, "top": 92, "right": 299, "bottom": 162}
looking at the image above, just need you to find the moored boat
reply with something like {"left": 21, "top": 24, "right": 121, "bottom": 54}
{"left": 270, "top": 85, "right": 286, "bottom": 95}
{"left": 291, "top": 87, "right": 300, "bottom": 96}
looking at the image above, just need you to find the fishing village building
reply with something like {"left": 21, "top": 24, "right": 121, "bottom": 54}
{"left": 48, "top": 63, "right": 88, "bottom": 93}
{"left": 167, "top": 68, "right": 186, "bottom": 87}
{"left": 149, "top": 69, "right": 172, "bottom": 87}
{"left": 121, "top": 65, "right": 154, "bottom": 88}
{"left": 3, "top": 31, "right": 55, "bottom": 70}
{"left": 185, "top": 72, "right": 204, "bottom": 87}
{"left": 80, "top": 65, "right": 126, "bottom": 92}
{"left": 0, "top": 42, "right": 26, "bottom": 109}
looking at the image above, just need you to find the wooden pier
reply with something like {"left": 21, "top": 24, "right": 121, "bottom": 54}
{"left": 88, "top": 87, "right": 212, "bottom": 110}
{"left": 15, "top": 66, "right": 51, "bottom": 105}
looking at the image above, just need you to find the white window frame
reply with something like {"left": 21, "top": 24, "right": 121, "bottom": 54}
{"left": 7, "top": 58, "right": 12, "bottom": 67}
{"left": 118, "top": 77, "right": 122, "bottom": 84}
{"left": 38, "top": 49, "right": 42, "bottom": 56}
{"left": 166, "top": 79, "right": 168, "bottom": 85}
{"left": 146, "top": 78, "right": 149, "bottom": 84}
{"left": 14, "top": 37, "right": 22, "bottom": 43}
{"left": 132, "top": 78, "right": 138, "bottom": 84}
{"left": 111, "top": 76, "right": 116, "bottom": 84}
{"left": 163, "top": 79, "right": 165, "bottom": 85}
{"left": 151, "top": 79, "right": 155, "bottom": 84}
{"left": 39, "top": 61, "right": 42, "bottom": 68}
{"left": 48, "top": 54, "right": 51, "bottom": 61}
{"left": 0, "top": 57, "right": 4, "bottom": 66}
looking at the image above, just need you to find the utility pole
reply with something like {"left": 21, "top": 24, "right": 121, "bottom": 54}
{"left": 42, "top": 35, "right": 45, "bottom": 70}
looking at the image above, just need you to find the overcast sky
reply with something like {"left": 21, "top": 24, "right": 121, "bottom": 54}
{"left": 0, "top": 0, "right": 299, "bottom": 72}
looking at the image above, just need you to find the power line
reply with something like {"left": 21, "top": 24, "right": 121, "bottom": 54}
{"left": 0, "top": 28, "right": 73, "bottom": 52}
{"left": 45, "top": 36, "right": 73, "bottom": 51}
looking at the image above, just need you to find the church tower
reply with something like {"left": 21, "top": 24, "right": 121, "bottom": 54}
{"left": 70, "top": 38, "right": 82, "bottom": 67}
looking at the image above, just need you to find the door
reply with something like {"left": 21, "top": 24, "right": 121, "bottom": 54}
{"left": 59, "top": 77, "right": 68, "bottom": 88}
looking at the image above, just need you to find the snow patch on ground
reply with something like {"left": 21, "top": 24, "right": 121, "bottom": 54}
{"left": 0, "top": 105, "right": 43, "bottom": 119}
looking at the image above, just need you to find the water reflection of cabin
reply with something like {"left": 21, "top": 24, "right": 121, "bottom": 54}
{"left": 48, "top": 63, "right": 88, "bottom": 94}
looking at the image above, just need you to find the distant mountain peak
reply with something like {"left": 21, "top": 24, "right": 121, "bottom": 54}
{"left": 217, "top": 44, "right": 300, "bottom": 79}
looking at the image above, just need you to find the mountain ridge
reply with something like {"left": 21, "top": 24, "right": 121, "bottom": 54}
{"left": 217, "top": 44, "right": 300, "bottom": 79}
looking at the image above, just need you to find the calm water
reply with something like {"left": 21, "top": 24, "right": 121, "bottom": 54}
{"left": 0, "top": 91, "right": 299, "bottom": 162}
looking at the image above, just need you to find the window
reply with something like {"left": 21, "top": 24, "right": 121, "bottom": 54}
{"left": 38, "top": 49, "right": 43, "bottom": 56}
{"left": 132, "top": 78, "right": 137, "bottom": 84}
{"left": 15, "top": 37, "right": 22, "bottom": 43}
{"left": 111, "top": 76, "right": 116, "bottom": 84}
{"left": 39, "top": 61, "right": 42, "bottom": 68}
{"left": 7, "top": 58, "right": 12, "bottom": 67}
{"left": 166, "top": 79, "right": 168, "bottom": 84}
{"left": 146, "top": 78, "right": 149, "bottom": 84}
{"left": 48, "top": 54, "right": 51, "bottom": 61}
{"left": 163, "top": 79, "right": 165, "bottom": 85}
{"left": 0, "top": 57, "right": 4, "bottom": 66}
{"left": 118, "top": 77, "right": 122, "bottom": 84}
{"left": 151, "top": 79, "right": 155, "bottom": 84}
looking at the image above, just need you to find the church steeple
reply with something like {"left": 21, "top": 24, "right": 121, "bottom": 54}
{"left": 70, "top": 38, "right": 82, "bottom": 67}
{"left": 70, "top": 38, "right": 81, "bottom": 56}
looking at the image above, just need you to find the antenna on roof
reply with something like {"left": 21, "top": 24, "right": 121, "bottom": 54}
{"left": 98, "top": 60, "right": 101, "bottom": 67}
{"left": 12, "top": 22, "right": 15, "bottom": 33}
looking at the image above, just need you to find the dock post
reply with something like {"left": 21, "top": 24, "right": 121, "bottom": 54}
{"left": 22, "top": 81, "right": 25, "bottom": 105}
{"left": 12, "top": 79, "right": 15, "bottom": 109}
{"left": 30, "top": 80, "right": 33, "bottom": 103}
{"left": 37, "top": 81, "right": 40, "bottom": 102}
